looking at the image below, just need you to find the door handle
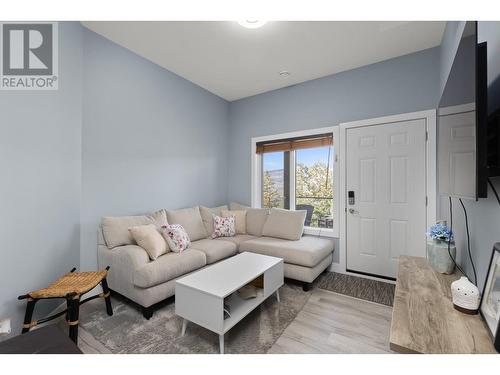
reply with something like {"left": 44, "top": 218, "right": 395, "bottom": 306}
{"left": 348, "top": 208, "right": 359, "bottom": 215}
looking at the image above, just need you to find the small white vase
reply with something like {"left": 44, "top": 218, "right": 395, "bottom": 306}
{"left": 426, "top": 239, "right": 456, "bottom": 274}
{"left": 451, "top": 276, "right": 480, "bottom": 314}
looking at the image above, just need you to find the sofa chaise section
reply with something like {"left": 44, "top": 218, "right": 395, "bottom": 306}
{"left": 239, "top": 235, "right": 334, "bottom": 290}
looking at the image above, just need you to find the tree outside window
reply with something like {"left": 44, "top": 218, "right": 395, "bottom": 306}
{"left": 261, "top": 146, "right": 333, "bottom": 228}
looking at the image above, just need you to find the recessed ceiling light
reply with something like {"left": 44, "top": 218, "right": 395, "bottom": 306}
{"left": 238, "top": 20, "right": 267, "bottom": 29}
{"left": 279, "top": 71, "right": 291, "bottom": 77}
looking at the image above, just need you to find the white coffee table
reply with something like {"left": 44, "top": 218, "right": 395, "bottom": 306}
{"left": 175, "top": 252, "right": 284, "bottom": 354}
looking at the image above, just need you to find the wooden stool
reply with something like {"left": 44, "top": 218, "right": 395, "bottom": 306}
{"left": 18, "top": 266, "right": 113, "bottom": 345}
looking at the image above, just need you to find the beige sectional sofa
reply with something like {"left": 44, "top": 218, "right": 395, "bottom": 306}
{"left": 97, "top": 203, "right": 334, "bottom": 319}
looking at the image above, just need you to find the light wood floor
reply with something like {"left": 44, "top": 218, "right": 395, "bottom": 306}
{"left": 77, "top": 288, "right": 394, "bottom": 354}
{"left": 268, "top": 289, "right": 393, "bottom": 353}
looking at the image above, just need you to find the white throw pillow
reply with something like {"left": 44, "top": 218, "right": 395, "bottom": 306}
{"left": 129, "top": 224, "right": 169, "bottom": 260}
{"left": 211, "top": 215, "right": 236, "bottom": 238}
{"left": 221, "top": 209, "right": 246, "bottom": 234}
{"left": 161, "top": 224, "right": 191, "bottom": 253}
{"left": 261, "top": 208, "right": 306, "bottom": 240}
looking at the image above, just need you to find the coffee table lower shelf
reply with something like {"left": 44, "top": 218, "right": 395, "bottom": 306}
{"left": 180, "top": 288, "right": 280, "bottom": 353}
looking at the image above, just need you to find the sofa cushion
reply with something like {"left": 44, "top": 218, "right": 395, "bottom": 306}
{"left": 246, "top": 208, "right": 269, "bottom": 236}
{"left": 166, "top": 206, "right": 207, "bottom": 241}
{"left": 239, "top": 236, "right": 334, "bottom": 267}
{"left": 216, "top": 234, "right": 257, "bottom": 247}
{"left": 133, "top": 249, "right": 206, "bottom": 288}
{"left": 190, "top": 238, "right": 237, "bottom": 264}
{"left": 229, "top": 202, "right": 250, "bottom": 210}
{"left": 221, "top": 209, "right": 246, "bottom": 234}
{"left": 261, "top": 208, "right": 306, "bottom": 240}
{"left": 102, "top": 210, "right": 167, "bottom": 249}
{"left": 199, "top": 205, "right": 228, "bottom": 236}
{"left": 129, "top": 224, "right": 169, "bottom": 260}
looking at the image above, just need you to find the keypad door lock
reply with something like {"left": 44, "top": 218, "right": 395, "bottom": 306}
{"left": 348, "top": 191, "right": 355, "bottom": 205}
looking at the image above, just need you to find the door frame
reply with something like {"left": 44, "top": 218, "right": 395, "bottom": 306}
{"left": 333, "top": 109, "right": 437, "bottom": 279}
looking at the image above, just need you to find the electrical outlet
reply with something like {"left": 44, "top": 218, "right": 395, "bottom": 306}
{"left": 0, "top": 318, "right": 11, "bottom": 335}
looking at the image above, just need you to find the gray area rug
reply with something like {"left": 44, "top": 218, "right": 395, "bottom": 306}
{"left": 77, "top": 282, "right": 311, "bottom": 354}
{"left": 317, "top": 272, "right": 395, "bottom": 306}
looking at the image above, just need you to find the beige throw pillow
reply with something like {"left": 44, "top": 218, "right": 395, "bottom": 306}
{"left": 246, "top": 208, "right": 269, "bottom": 236}
{"left": 199, "top": 205, "right": 228, "bottom": 237}
{"left": 102, "top": 209, "right": 167, "bottom": 249}
{"left": 261, "top": 208, "right": 306, "bottom": 240}
{"left": 129, "top": 224, "right": 169, "bottom": 260}
{"left": 221, "top": 209, "right": 247, "bottom": 234}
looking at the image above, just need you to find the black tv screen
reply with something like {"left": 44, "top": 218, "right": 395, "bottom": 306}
{"left": 438, "top": 21, "right": 488, "bottom": 199}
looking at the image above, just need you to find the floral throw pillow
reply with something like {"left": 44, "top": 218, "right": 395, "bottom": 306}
{"left": 161, "top": 224, "right": 190, "bottom": 253}
{"left": 211, "top": 215, "right": 236, "bottom": 239}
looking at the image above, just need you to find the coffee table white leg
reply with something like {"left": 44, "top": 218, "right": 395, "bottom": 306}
{"left": 181, "top": 319, "right": 187, "bottom": 336}
{"left": 276, "top": 289, "right": 280, "bottom": 303}
{"left": 219, "top": 334, "right": 224, "bottom": 354}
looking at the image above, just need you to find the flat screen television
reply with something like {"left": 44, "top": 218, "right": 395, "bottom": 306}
{"left": 438, "top": 21, "right": 490, "bottom": 199}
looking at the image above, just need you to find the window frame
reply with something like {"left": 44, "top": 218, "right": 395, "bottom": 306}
{"left": 252, "top": 126, "right": 339, "bottom": 238}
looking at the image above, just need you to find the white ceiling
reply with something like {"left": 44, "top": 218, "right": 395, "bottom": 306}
{"left": 81, "top": 21, "right": 446, "bottom": 101}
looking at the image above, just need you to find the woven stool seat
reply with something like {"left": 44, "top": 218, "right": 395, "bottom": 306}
{"left": 19, "top": 267, "right": 113, "bottom": 345}
{"left": 29, "top": 270, "right": 108, "bottom": 299}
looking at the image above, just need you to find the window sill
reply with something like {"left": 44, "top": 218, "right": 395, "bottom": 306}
{"left": 303, "top": 227, "right": 338, "bottom": 238}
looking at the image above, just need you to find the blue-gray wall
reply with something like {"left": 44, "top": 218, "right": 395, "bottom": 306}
{"left": 439, "top": 22, "right": 466, "bottom": 99}
{"left": 80, "top": 29, "right": 230, "bottom": 271}
{"left": 438, "top": 21, "right": 500, "bottom": 291}
{"left": 227, "top": 47, "right": 440, "bottom": 205}
{"left": 0, "top": 22, "right": 83, "bottom": 338}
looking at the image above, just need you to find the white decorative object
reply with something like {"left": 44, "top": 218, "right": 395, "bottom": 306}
{"left": 451, "top": 276, "right": 480, "bottom": 314}
{"left": 0, "top": 318, "right": 11, "bottom": 336}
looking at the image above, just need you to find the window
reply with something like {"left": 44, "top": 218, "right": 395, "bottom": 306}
{"left": 295, "top": 146, "right": 333, "bottom": 228}
{"left": 262, "top": 151, "right": 288, "bottom": 209}
{"left": 256, "top": 130, "right": 337, "bottom": 233}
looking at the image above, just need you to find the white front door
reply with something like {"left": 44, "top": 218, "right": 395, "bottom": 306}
{"left": 346, "top": 119, "right": 427, "bottom": 278}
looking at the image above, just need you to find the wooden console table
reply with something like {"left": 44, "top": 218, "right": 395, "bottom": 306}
{"left": 390, "top": 256, "right": 496, "bottom": 354}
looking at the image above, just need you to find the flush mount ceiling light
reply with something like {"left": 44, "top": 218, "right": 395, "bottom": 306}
{"left": 279, "top": 71, "right": 291, "bottom": 77}
{"left": 238, "top": 20, "right": 267, "bottom": 29}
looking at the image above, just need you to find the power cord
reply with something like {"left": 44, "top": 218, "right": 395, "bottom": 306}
{"left": 447, "top": 197, "right": 467, "bottom": 276}
{"left": 488, "top": 177, "right": 500, "bottom": 206}
{"left": 458, "top": 198, "right": 478, "bottom": 286}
